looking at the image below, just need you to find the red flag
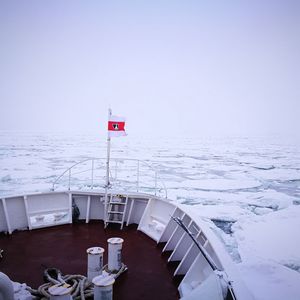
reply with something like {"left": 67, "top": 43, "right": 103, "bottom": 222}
{"left": 108, "top": 115, "right": 126, "bottom": 137}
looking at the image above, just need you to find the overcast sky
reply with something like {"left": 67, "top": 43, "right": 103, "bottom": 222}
{"left": 0, "top": 1, "right": 299, "bottom": 137}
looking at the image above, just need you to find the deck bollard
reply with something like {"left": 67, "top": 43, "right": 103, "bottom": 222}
{"left": 48, "top": 283, "right": 72, "bottom": 300}
{"left": 87, "top": 247, "right": 105, "bottom": 281}
{"left": 107, "top": 237, "right": 124, "bottom": 272}
{"left": 92, "top": 274, "right": 115, "bottom": 300}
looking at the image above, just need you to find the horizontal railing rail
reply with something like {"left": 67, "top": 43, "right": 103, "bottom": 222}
{"left": 51, "top": 158, "right": 168, "bottom": 198}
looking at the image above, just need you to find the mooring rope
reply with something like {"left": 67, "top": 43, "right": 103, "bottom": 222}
{"left": 27, "top": 270, "right": 93, "bottom": 300}
{"left": 27, "top": 264, "right": 127, "bottom": 299}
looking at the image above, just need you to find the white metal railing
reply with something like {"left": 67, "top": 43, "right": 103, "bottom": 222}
{"left": 51, "top": 158, "right": 168, "bottom": 198}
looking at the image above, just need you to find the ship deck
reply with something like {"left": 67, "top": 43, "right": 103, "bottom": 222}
{"left": 0, "top": 221, "right": 180, "bottom": 299}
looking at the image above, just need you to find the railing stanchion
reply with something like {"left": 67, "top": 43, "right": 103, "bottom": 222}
{"left": 91, "top": 159, "right": 94, "bottom": 189}
{"left": 68, "top": 169, "right": 71, "bottom": 190}
{"left": 137, "top": 160, "right": 140, "bottom": 192}
{"left": 52, "top": 158, "right": 168, "bottom": 198}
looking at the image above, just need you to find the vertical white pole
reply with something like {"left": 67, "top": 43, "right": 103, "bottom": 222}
{"left": 68, "top": 193, "right": 72, "bottom": 224}
{"left": 86, "top": 195, "right": 91, "bottom": 224}
{"left": 23, "top": 195, "right": 32, "bottom": 231}
{"left": 136, "top": 160, "right": 140, "bottom": 192}
{"left": 91, "top": 159, "right": 94, "bottom": 189}
{"left": 86, "top": 247, "right": 105, "bottom": 281}
{"left": 48, "top": 284, "right": 72, "bottom": 300}
{"left": 104, "top": 108, "right": 112, "bottom": 227}
{"left": 2, "top": 198, "right": 12, "bottom": 234}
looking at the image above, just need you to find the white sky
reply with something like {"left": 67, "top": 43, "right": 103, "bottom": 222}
{"left": 0, "top": 1, "right": 299, "bottom": 137}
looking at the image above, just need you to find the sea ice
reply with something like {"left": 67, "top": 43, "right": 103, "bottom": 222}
{"left": 232, "top": 206, "right": 300, "bottom": 269}
{"left": 1, "top": 132, "right": 300, "bottom": 300}
{"left": 238, "top": 261, "right": 300, "bottom": 300}
{"left": 181, "top": 178, "right": 261, "bottom": 191}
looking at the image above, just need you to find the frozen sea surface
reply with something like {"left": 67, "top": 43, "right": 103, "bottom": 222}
{"left": 0, "top": 131, "right": 300, "bottom": 299}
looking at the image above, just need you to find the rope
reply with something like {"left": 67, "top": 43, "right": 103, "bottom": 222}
{"left": 27, "top": 268, "right": 94, "bottom": 300}
{"left": 103, "top": 263, "right": 128, "bottom": 279}
{"left": 27, "top": 264, "right": 127, "bottom": 299}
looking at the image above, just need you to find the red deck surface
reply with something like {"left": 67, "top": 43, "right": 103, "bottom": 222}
{"left": 0, "top": 222, "right": 180, "bottom": 299}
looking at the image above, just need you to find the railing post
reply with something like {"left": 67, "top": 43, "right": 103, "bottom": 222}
{"left": 136, "top": 160, "right": 140, "bottom": 192}
{"left": 51, "top": 158, "right": 168, "bottom": 199}
{"left": 91, "top": 159, "right": 94, "bottom": 189}
{"left": 154, "top": 171, "right": 157, "bottom": 196}
{"left": 68, "top": 169, "right": 71, "bottom": 190}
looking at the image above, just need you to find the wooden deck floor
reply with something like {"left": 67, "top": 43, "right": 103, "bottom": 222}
{"left": 0, "top": 221, "right": 180, "bottom": 299}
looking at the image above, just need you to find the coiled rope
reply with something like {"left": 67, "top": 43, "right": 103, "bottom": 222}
{"left": 27, "top": 264, "right": 127, "bottom": 299}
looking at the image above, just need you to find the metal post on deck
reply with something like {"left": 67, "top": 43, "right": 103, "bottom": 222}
{"left": 68, "top": 169, "right": 71, "bottom": 190}
{"left": 136, "top": 160, "right": 140, "bottom": 192}
{"left": 49, "top": 284, "right": 72, "bottom": 300}
{"left": 91, "top": 159, "right": 94, "bottom": 189}
{"left": 104, "top": 108, "right": 112, "bottom": 227}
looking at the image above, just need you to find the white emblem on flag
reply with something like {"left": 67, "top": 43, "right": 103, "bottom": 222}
{"left": 113, "top": 123, "right": 119, "bottom": 130}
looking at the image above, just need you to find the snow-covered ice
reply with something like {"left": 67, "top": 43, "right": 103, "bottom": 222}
{"left": 233, "top": 206, "right": 300, "bottom": 269}
{"left": 0, "top": 131, "right": 300, "bottom": 299}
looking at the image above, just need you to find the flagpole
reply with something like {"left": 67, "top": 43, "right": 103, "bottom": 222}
{"left": 104, "top": 108, "right": 112, "bottom": 228}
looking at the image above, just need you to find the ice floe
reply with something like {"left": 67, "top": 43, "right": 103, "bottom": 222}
{"left": 232, "top": 206, "right": 300, "bottom": 268}
{"left": 238, "top": 261, "right": 300, "bottom": 300}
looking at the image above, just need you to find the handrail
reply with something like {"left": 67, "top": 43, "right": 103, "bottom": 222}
{"left": 51, "top": 158, "right": 168, "bottom": 198}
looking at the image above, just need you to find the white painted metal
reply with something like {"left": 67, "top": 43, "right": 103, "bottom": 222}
{"left": 163, "top": 214, "right": 191, "bottom": 252}
{"left": 138, "top": 198, "right": 175, "bottom": 242}
{"left": 23, "top": 196, "right": 31, "bottom": 230}
{"left": 158, "top": 208, "right": 184, "bottom": 243}
{"left": 87, "top": 247, "right": 105, "bottom": 281}
{"left": 86, "top": 195, "right": 91, "bottom": 223}
{"left": 1, "top": 199, "right": 12, "bottom": 234}
{"left": 168, "top": 220, "right": 194, "bottom": 262}
{"left": 107, "top": 237, "right": 124, "bottom": 272}
{"left": 120, "top": 195, "right": 128, "bottom": 230}
{"left": 174, "top": 232, "right": 201, "bottom": 276}
{"left": 48, "top": 284, "right": 72, "bottom": 300}
{"left": 51, "top": 158, "right": 168, "bottom": 198}
{"left": 104, "top": 109, "right": 112, "bottom": 229}
{"left": 68, "top": 169, "right": 71, "bottom": 191}
{"left": 136, "top": 160, "right": 140, "bottom": 191}
{"left": 126, "top": 198, "right": 134, "bottom": 226}
{"left": 90, "top": 195, "right": 105, "bottom": 220}
{"left": 0, "top": 200, "right": 8, "bottom": 233}
{"left": 163, "top": 225, "right": 183, "bottom": 252}
{"left": 68, "top": 193, "right": 72, "bottom": 224}
{"left": 180, "top": 272, "right": 224, "bottom": 300}
{"left": 91, "top": 159, "right": 94, "bottom": 189}
{"left": 106, "top": 194, "right": 128, "bottom": 229}
{"left": 202, "top": 241, "right": 222, "bottom": 270}
{"left": 179, "top": 251, "right": 214, "bottom": 298}
{"left": 93, "top": 274, "right": 115, "bottom": 300}
{"left": 169, "top": 222, "right": 199, "bottom": 263}
{"left": 5, "top": 196, "right": 27, "bottom": 232}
